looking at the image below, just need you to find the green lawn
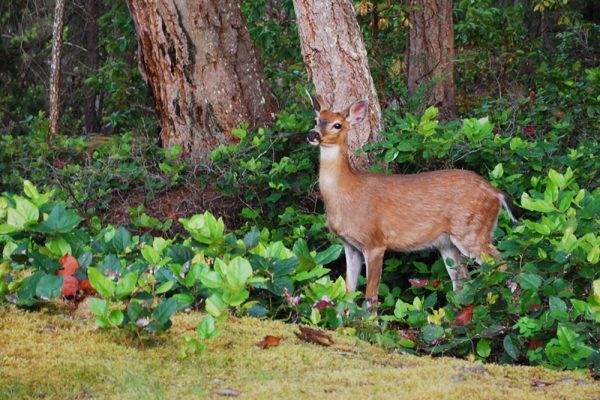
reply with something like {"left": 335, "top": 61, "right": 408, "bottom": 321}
{"left": 1, "top": 304, "right": 598, "bottom": 399}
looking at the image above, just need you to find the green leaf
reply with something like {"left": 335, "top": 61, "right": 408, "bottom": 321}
{"left": 593, "top": 280, "right": 600, "bottom": 305}
{"left": 0, "top": 224, "right": 17, "bottom": 234}
{"left": 477, "top": 339, "right": 491, "bottom": 358}
{"left": 88, "top": 267, "right": 116, "bottom": 298}
{"left": 45, "top": 236, "right": 71, "bottom": 257}
{"left": 23, "top": 180, "right": 40, "bottom": 200}
{"left": 549, "top": 296, "right": 567, "bottom": 320}
{"left": 88, "top": 298, "right": 108, "bottom": 316}
{"left": 197, "top": 314, "right": 219, "bottom": 339}
{"left": 422, "top": 324, "right": 444, "bottom": 344}
{"left": 384, "top": 149, "right": 399, "bottom": 162}
{"left": 205, "top": 294, "right": 227, "bottom": 317}
{"left": 111, "top": 227, "right": 132, "bottom": 252}
{"left": 35, "top": 274, "right": 63, "bottom": 299}
{"left": 109, "top": 310, "right": 124, "bottom": 326}
{"left": 16, "top": 272, "right": 43, "bottom": 306}
{"left": 199, "top": 270, "right": 223, "bottom": 289}
{"left": 226, "top": 257, "right": 253, "bottom": 288}
{"left": 520, "top": 193, "right": 555, "bottom": 213}
{"left": 421, "top": 106, "right": 439, "bottom": 121}
{"left": 36, "top": 204, "right": 82, "bottom": 233}
{"left": 243, "top": 227, "right": 260, "bottom": 249}
{"left": 396, "top": 141, "right": 414, "bottom": 152}
{"left": 503, "top": 335, "right": 519, "bottom": 360}
{"left": 141, "top": 245, "right": 160, "bottom": 265}
{"left": 314, "top": 244, "right": 343, "bottom": 265}
{"left": 155, "top": 280, "right": 175, "bottom": 294}
{"left": 491, "top": 163, "right": 504, "bottom": 179}
{"left": 7, "top": 196, "right": 39, "bottom": 229}
{"left": 115, "top": 272, "right": 139, "bottom": 299}
{"left": 517, "top": 273, "right": 543, "bottom": 290}
{"left": 153, "top": 297, "right": 178, "bottom": 325}
{"left": 558, "top": 191, "right": 574, "bottom": 213}
{"left": 95, "top": 317, "right": 110, "bottom": 329}
{"left": 270, "top": 257, "right": 298, "bottom": 277}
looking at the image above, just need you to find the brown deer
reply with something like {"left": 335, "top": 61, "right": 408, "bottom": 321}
{"left": 306, "top": 93, "right": 521, "bottom": 305}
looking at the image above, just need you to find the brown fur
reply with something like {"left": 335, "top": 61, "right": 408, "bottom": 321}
{"left": 309, "top": 100, "right": 516, "bottom": 302}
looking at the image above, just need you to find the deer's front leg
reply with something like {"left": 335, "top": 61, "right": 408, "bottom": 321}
{"left": 364, "top": 247, "right": 386, "bottom": 304}
{"left": 343, "top": 241, "right": 363, "bottom": 293}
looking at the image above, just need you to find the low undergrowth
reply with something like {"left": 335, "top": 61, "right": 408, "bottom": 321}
{"left": 1, "top": 304, "right": 599, "bottom": 400}
{"left": 0, "top": 66, "right": 598, "bottom": 377}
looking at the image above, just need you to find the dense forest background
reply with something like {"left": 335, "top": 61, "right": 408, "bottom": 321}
{"left": 0, "top": 0, "right": 599, "bottom": 377}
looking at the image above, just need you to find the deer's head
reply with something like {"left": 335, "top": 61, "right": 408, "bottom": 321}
{"left": 306, "top": 92, "right": 368, "bottom": 147}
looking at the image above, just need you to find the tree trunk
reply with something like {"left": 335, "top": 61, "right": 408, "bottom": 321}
{"left": 407, "top": 0, "right": 456, "bottom": 122}
{"left": 84, "top": 0, "right": 102, "bottom": 134}
{"left": 49, "top": 0, "right": 66, "bottom": 139}
{"left": 293, "top": 0, "right": 383, "bottom": 170}
{"left": 126, "top": 0, "right": 277, "bottom": 160}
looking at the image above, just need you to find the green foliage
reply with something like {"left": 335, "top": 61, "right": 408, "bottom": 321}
{"left": 0, "top": 181, "right": 344, "bottom": 346}
{"left": 1, "top": 0, "right": 599, "bottom": 376}
{"left": 208, "top": 103, "right": 331, "bottom": 247}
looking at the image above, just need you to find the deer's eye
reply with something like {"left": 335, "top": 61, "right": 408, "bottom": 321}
{"left": 333, "top": 123, "right": 342, "bottom": 129}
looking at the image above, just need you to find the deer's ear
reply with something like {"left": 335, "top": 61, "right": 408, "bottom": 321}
{"left": 344, "top": 99, "right": 369, "bottom": 125}
{"left": 304, "top": 89, "right": 329, "bottom": 114}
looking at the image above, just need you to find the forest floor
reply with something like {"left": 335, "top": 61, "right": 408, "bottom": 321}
{"left": 1, "top": 304, "right": 599, "bottom": 400}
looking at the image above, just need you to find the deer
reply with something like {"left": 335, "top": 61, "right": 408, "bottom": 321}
{"left": 305, "top": 92, "right": 522, "bottom": 306}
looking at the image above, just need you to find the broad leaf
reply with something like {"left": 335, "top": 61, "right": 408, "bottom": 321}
{"left": 35, "top": 274, "right": 63, "bottom": 299}
{"left": 36, "top": 204, "right": 82, "bottom": 233}
{"left": 314, "top": 244, "right": 343, "bottom": 265}
{"left": 153, "top": 297, "right": 178, "bottom": 325}
{"left": 88, "top": 267, "right": 116, "bottom": 298}
{"left": 115, "top": 272, "right": 139, "bottom": 299}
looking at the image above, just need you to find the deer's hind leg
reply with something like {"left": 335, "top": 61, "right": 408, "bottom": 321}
{"left": 437, "top": 237, "right": 468, "bottom": 291}
{"left": 450, "top": 234, "right": 500, "bottom": 266}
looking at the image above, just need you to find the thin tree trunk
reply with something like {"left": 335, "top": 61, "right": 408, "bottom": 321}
{"left": 407, "top": 0, "right": 456, "bottom": 122}
{"left": 293, "top": 0, "right": 383, "bottom": 170}
{"left": 84, "top": 0, "right": 101, "bottom": 134}
{"left": 126, "top": 0, "right": 277, "bottom": 160}
{"left": 49, "top": 0, "right": 66, "bottom": 139}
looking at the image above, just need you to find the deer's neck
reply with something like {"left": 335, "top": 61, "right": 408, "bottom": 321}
{"left": 318, "top": 143, "right": 357, "bottom": 204}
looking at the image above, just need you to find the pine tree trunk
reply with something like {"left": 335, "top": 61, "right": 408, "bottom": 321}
{"left": 49, "top": 0, "right": 66, "bottom": 139}
{"left": 126, "top": 0, "right": 277, "bottom": 160}
{"left": 292, "top": 0, "right": 383, "bottom": 170}
{"left": 407, "top": 0, "right": 456, "bottom": 122}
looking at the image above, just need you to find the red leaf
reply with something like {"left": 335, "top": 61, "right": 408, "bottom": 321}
{"left": 314, "top": 295, "right": 335, "bottom": 311}
{"left": 257, "top": 335, "right": 281, "bottom": 349}
{"left": 80, "top": 279, "right": 95, "bottom": 292}
{"left": 529, "top": 303, "right": 541, "bottom": 312}
{"left": 59, "top": 254, "right": 79, "bottom": 275}
{"left": 62, "top": 275, "right": 79, "bottom": 297}
{"left": 451, "top": 304, "right": 475, "bottom": 327}
{"left": 523, "top": 125, "right": 536, "bottom": 137}
{"left": 53, "top": 159, "right": 67, "bottom": 168}
{"left": 409, "top": 279, "right": 429, "bottom": 287}
{"left": 528, "top": 339, "right": 544, "bottom": 350}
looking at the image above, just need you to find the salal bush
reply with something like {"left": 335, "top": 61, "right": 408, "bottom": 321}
{"left": 0, "top": 182, "right": 342, "bottom": 345}
{"left": 359, "top": 107, "right": 599, "bottom": 375}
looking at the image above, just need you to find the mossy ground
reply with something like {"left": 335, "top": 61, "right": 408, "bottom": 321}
{"left": 1, "top": 304, "right": 598, "bottom": 400}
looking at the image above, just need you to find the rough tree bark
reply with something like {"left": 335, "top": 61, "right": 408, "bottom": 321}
{"left": 293, "top": 0, "right": 383, "bottom": 170}
{"left": 126, "top": 0, "right": 277, "bottom": 160}
{"left": 49, "top": 0, "right": 66, "bottom": 139}
{"left": 407, "top": 0, "right": 456, "bottom": 121}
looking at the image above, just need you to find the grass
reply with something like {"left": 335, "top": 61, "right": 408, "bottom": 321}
{"left": 0, "top": 303, "right": 598, "bottom": 399}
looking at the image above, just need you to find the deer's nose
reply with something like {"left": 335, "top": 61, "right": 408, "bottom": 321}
{"left": 307, "top": 130, "right": 320, "bottom": 143}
